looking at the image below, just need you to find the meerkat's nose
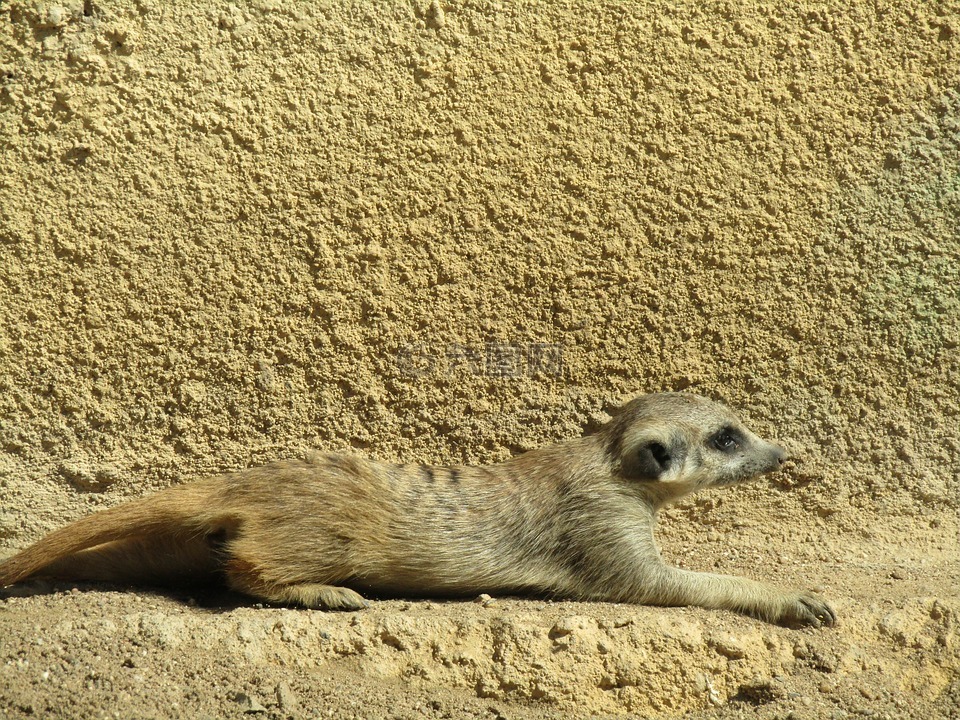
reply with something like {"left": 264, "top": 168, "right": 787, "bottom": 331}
{"left": 774, "top": 446, "right": 789, "bottom": 465}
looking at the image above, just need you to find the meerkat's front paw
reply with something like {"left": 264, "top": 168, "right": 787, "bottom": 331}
{"left": 777, "top": 591, "right": 836, "bottom": 628}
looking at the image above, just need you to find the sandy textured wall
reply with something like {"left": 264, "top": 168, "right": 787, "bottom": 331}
{"left": 1, "top": 1, "right": 957, "bottom": 534}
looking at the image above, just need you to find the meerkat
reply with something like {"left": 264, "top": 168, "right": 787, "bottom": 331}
{"left": 0, "top": 393, "right": 835, "bottom": 627}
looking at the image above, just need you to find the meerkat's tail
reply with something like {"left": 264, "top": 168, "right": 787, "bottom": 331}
{"left": 0, "top": 479, "right": 230, "bottom": 588}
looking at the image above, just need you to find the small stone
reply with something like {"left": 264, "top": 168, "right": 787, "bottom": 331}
{"left": 455, "top": 125, "right": 477, "bottom": 146}
{"left": 236, "top": 622, "right": 256, "bottom": 644}
{"left": 276, "top": 682, "right": 298, "bottom": 715}
{"left": 229, "top": 692, "right": 267, "bottom": 714}
{"left": 710, "top": 634, "right": 747, "bottom": 659}
{"left": 474, "top": 593, "right": 496, "bottom": 607}
{"left": 59, "top": 461, "right": 120, "bottom": 492}
{"left": 734, "top": 677, "right": 784, "bottom": 704}
{"left": 550, "top": 616, "right": 591, "bottom": 638}
{"left": 45, "top": 6, "right": 69, "bottom": 27}
{"left": 426, "top": 0, "right": 445, "bottom": 29}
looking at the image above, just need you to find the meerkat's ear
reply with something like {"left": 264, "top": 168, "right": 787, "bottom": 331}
{"left": 621, "top": 440, "right": 673, "bottom": 480}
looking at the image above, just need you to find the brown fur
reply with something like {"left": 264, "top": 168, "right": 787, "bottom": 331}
{"left": 0, "top": 393, "right": 836, "bottom": 626}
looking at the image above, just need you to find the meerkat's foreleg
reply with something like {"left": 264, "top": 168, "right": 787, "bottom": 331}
{"left": 652, "top": 567, "right": 836, "bottom": 627}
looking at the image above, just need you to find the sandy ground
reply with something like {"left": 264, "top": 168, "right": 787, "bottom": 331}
{"left": 1, "top": 1, "right": 958, "bottom": 718}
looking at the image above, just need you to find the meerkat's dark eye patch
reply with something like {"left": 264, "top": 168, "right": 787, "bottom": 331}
{"left": 710, "top": 426, "right": 742, "bottom": 453}
{"left": 621, "top": 441, "right": 673, "bottom": 480}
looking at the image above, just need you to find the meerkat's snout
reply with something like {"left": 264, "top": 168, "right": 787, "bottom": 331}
{"left": 761, "top": 443, "right": 788, "bottom": 470}
{"left": 774, "top": 445, "right": 789, "bottom": 466}
{"left": 741, "top": 439, "right": 790, "bottom": 478}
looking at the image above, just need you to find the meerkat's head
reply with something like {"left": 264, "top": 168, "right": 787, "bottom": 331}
{"left": 599, "top": 393, "right": 788, "bottom": 503}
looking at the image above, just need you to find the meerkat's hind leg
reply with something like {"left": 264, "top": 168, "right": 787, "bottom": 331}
{"left": 257, "top": 582, "right": 370, "bottom": 611}
{"left": 222, "top": 557, "right": 369, "bottom": 610}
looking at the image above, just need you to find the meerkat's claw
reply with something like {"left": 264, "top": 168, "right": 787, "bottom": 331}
{"left": 780, "top": 592, "right": 836, "bottom": 628}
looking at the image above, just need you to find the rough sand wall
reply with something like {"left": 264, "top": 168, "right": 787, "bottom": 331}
{"left": 2, "top": 1, "right": 958, "bottom": 525}
{"left": 0, "top": 1, "right": 958, "bottom": 718}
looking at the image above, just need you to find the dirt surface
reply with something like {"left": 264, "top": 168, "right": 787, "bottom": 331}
{"left": 1, "top": 1, "right": 958, "bottom": 718}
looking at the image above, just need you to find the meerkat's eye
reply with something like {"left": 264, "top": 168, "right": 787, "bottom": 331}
{"left": 710, "top": 427, "right": 742, "bottom": 452}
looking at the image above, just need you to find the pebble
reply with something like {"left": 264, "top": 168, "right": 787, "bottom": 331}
{"left": 427, "top": 0, "right": 446, "bottom": 29}
{"left": 230, "top": 691, "right": 267, "bottom": 714}
{"left": 58, "top": 461, "right": 120, "bottom": 492}
{"left": 735, "top": 677, "right": 784, "bottom": 703}
{"left": 819, "top": 679, "right": 838, "bottom": 694}
{"left": 474, "top": 593, "right": 497, "bottom": 608}
{"left": 276, "top": 682, "right": 298, "bottom": 715}
{"left": 550, "top": 616, "right": 591, "bottom": 637}
{"left": 236, "top": 622, "right": 256, "bottom": 644}
{"left": 709, "top": 634, "right": 747, "bottom": 659}
{"left": 45, "top": 5, "right": 69, "bottom": 27}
